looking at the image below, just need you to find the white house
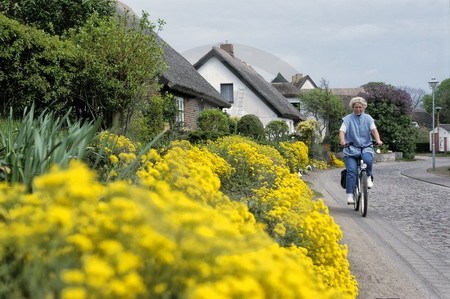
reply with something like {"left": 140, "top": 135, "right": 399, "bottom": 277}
{"left": 193, "top": 44, "right": 305, "bottom": 133}
{"left": 430, "top": 124, "right": 450, "bottom": 152}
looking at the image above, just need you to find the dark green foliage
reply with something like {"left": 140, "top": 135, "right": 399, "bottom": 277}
{"left": 186, "top": 130, "right": 229, "bottom": 144}
{"left": 237, "top": 114, "right": 265, "bottom": 140}
{"left": 0, "top": 0, "right": 115, "bottom": 35}
{"left": 0, "top": 15, "right": 79, "bottom": 119}
{"left": 125, "top": 93, "right": 178, "bottom": 145}
{"left": 361, "top": 83, "right": 416, "bottom": 159}
{"left": 415, "top": 143, "right": 430, "bottom": 153}
{"left": 265, "top": 120, "right": 289, "bottom": 142}
{"left": 66, "top": 12, "right": 167, "bottom": 132}
{"left": 197, "top": 109, "right": 230, "bottom": 133}
{"left": 0, "top": 12, "right": 167, "bottom": 135}
{"left": 228, "top": 117, "right": 238, "bottom": 135}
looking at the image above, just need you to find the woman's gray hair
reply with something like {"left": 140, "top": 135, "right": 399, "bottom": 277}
{"left": 349, "top": 97, "right": 367, "bottom": 109}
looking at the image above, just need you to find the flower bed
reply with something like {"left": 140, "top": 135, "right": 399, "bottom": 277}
{"left": 0, "top": 134, "right": 357, "bottom": 298}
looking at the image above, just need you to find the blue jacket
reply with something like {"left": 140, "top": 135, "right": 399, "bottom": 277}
{"left": 341, "top": 113, "right": 375, "bottom": 157}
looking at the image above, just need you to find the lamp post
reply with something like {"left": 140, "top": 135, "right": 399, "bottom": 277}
{"left": 436, "top": 106, "right": 442, "bottom": 153}
{"left": 428, "top": 77, "right": 439, "bottom": 170}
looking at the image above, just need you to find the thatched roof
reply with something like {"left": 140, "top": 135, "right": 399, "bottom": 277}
{"left": 194, "top": 46, "right": 306, "bottom": 121}
{"left": 330, "top": 88, "right": 365, "bottom": 97}
{"left": 440, "top": 124, "right": 450, "bottom": 131}
{"left": 271, "top": 82, "right": 301, "bottom": 98}
{"left": 330, "top": 88, "right": 366, "bottom": 110}
{"left": 413, "top": 108, "right": 432, "bottom": 128}
{"left": 158, "top": 37, "right": 230, "bottom": 108}
{"left": 271, "top": 73, "right": 301, "bottom": 98}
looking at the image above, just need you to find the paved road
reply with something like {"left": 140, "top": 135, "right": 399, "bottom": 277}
{"left": 304, "top": 155, "right": 450, "bottom": 299}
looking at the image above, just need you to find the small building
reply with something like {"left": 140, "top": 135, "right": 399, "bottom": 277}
{"left": 430, "top": 124, "right": 450, "bottom": 152}
{"left": 194, "top": 43, "right": 305, "bottom": 133}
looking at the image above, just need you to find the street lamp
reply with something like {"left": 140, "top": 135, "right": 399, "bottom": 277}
{"left": 436, "top": 106, "right": 442, "bottom": 153}
{"left": 428, "top": 77, "right": 439, "bottom": 170}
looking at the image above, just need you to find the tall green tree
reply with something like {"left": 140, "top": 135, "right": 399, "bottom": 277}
{"left": 361, "top": 83, "right": 416, "bottom": 159}
{"left": 66, "top": 11, "right": 168, "bottom": 133}
{"left": 423, "top": 78, "right": 450, "bottom": 124}
{"left": 0, "top": 0, "right": 115, "bottom": 35}
{"left": 297, "top": 78, "right": 346, "bottom": 145}
{"left": 0, "top": 15, "right": 79, "bottom": 118}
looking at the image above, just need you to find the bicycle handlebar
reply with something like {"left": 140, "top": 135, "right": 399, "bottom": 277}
{"left": 344, "top": 141, "right": 378, "bottom": 148}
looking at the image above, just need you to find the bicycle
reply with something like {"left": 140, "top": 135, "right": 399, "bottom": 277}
{"left": 345, "top": 142, "right": 376, "bottom": 217}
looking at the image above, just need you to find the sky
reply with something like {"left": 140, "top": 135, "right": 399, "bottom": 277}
{"left": 122, "top": 0, "right": 450, "bottom": 93}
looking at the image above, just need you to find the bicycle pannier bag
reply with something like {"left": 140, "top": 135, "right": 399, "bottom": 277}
{"left": 340, "top": 169, "right": 347, "bottom": 189}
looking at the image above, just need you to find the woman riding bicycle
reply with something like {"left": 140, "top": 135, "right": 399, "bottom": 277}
{"left": 339, "top": 97, "right": 383, "bottom": 205}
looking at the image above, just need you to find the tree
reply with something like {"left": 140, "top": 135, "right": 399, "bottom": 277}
{"left": 361, "top": 83, "right": 416, "bottom": 159}
{"left": 423, "top": 78, "right": 450, "bottom": 124}
{"left": 397, "top": 85, "right": 426, "bottom": 110}
{"left": 0, "top": 15, "right": 79, "bottom": 118}
{"left": 297, "top": 78, "right": 346, "bottom": 145}
{"left": 66, "top": 11, "right": 167, "bottom": 133}
{"left": 0, "top": 0, "right": 115, "bottom": 35}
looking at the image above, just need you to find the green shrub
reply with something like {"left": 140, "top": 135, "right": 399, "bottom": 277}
{"left": 265, "top": 120, "right": 289, "bottom": 142}
{"left": 197, "top": 108, "right": 230, "bottom": 133}
{"left": 186, "top": 130, "right": 229, "bottom": 144}
{"left": 236, "top": 114, "right": 265, "bottom": 140}
{"left": 228, "top": 116, "right": 238, "bottom": 134}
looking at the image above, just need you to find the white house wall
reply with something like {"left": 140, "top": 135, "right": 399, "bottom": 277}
{"left": 196, "top": 56, "right": 295, "bottom": 132}
{"left": 430, "top": 126, "right": 450, "bottom": 152}
{"left": 299, "top": 81, "right": 316, "bottom": 89}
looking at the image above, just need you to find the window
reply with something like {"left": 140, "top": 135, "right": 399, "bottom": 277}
{"left": 198, "top": 101, "right": 204, "bottom": 113}
{"left": 221, "top": 83, "right": 234, "bottom": 103}
{"left": 175, "top": 97, "right": 184, "bottom": 123}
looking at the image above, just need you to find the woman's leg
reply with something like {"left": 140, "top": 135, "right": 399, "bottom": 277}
{"left": 362, "top": 152, "right": 374, "bottom": 178}
{"left": 345, "top": 156, "right": 358, "bottom": 194}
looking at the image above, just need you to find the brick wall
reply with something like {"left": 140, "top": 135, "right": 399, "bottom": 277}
{"left": 183, "top": 98, "right": 215, "bottom": 131}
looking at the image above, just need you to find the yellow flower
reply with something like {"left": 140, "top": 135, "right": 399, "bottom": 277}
{"left": 66, "top": 234, "right": 94, "bottom": 252}
{"left": 109, "top": 155, "right": 119, "bottom": 164}
{"left": 61, "top": 287, "right": 86, "bottom": 299}
{"left": 61, "top": 269, "right": 85, "bottom": 284}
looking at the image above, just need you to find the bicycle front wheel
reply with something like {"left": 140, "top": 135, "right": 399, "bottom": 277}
{"left": 360, "top": 171, "right": 368, "bottom": 217}
{"left": 353, "top": 187, "right": 359, "bottom": 211}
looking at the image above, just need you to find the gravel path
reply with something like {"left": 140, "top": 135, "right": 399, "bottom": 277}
{"left": 304, "top": 155, "right": 450, "bottom": 299}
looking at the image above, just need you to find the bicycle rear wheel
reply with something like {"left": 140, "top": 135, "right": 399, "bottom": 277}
{"left": 360, "top": 171, "right": 368, "bottom": 217}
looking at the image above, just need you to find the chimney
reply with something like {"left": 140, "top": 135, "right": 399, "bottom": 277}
{"left": 220, "top": 43, "right": 234, "bottom": 57}
{"left": 292, "top": 73, "right": 303, "bottom": 84}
